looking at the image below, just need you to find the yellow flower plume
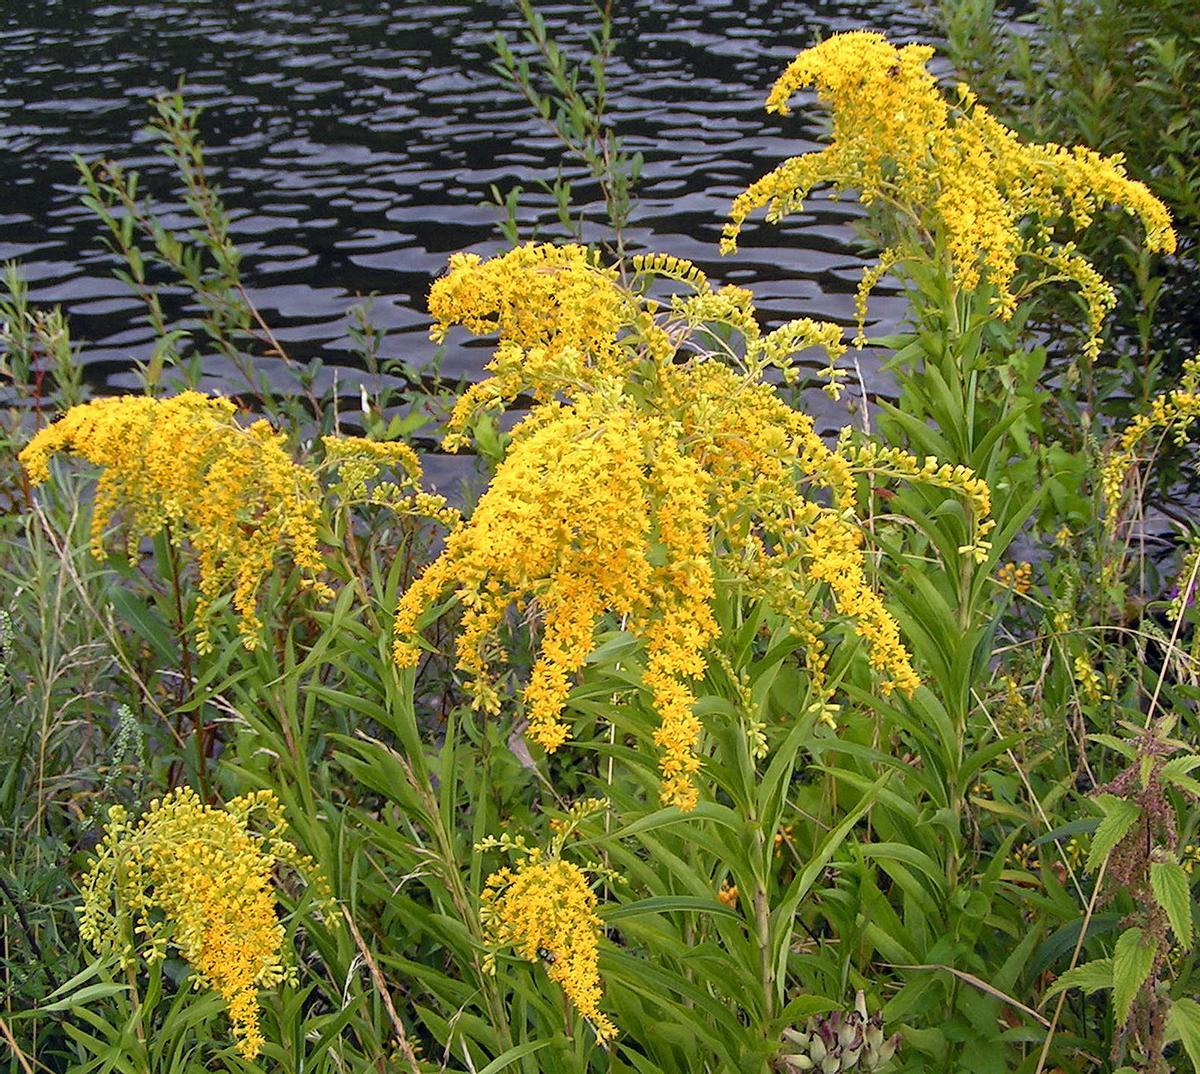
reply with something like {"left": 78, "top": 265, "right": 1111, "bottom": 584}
{"left": 19, "top": 392, "right": 332, "bottom": 651}
{"left": 78, "top": 788, "right": 325, "bottom": 1060}
{"left": 723, "top": 31, "right": 1176, "bottom": 360}
{"left": 394, "top": 244, "right": 986, "bottom": 809}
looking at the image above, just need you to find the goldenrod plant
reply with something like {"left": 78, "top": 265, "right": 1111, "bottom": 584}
{"left": 6, "top": 21, "right": 1200, "bottom": 1074}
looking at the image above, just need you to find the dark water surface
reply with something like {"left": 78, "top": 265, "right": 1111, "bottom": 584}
{"left": 0, "top": 0, "right": 935, "bottom": 477}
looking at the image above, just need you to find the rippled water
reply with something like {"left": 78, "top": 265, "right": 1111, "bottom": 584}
{"left": 0, "top": 0, "right": 937, "bottom": 477}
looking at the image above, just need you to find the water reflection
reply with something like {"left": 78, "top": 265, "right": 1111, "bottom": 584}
{"left": 0, "top": 0, "right": 933, "bottom": 477}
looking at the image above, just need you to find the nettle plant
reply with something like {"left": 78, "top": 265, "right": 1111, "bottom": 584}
{"left": 1051, "top": 718, "right": 1200, "bottom": 1072}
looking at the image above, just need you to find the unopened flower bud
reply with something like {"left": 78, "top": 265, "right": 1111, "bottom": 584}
{"left": 783, "top": 1028, "right": 812, "bottom": 1048}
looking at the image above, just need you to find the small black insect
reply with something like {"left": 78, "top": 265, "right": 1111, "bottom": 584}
{"left": 537, "top": 947, "right": 556, "bottom": 964}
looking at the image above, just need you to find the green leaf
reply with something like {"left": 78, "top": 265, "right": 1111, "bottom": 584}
{"left": 1087, "top": 795, "right": 1141, "bottom": 872}
{"left": 1162, "top": 755, "right": 1200, "bottom": 782}
{"left": 40, "top": 982, "right": 130, "bottom": 1013}
{"left": 107, "top": 585, "right": 177, "bottom": 666}
{"left": 1167, "top": 997, "right": 1200, "bottom": 1071}
{"left": 1112, "top": 927, "right": 1156, "bottom": 1026}
{"left": 476, "top": 1040, "right": 555, "bottom": 1074}
{"left": 603, "top": 896, "right": 742, "bottom": 923}
{"left": 1150, "top": 861, "right": 1193, "bottom": 949}
{"left": 776, "top": 994, "right": 842, "bottom": 1027}
{"left": 1045, "top": 957, "right": 1112, "bottom": 998}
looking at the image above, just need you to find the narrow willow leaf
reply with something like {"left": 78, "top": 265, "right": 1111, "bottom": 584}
{"left": 476, "top": 1039, "right": 554, "bottom": 1074}
{"left": 39, "top": 981, "right": 130, "bottom": 1013}
{"left": 1112, "top": 927, "right": 1156, "bottom": 1026}
{"left": 603, "top": 895, "right": 742, "bottom": 923}
{"left": 1087, "top": 795, "right": 1141, "bottom": 873}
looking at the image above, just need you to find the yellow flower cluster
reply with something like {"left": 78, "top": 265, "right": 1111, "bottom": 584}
{"left": 321, "top": 434, "right": 459, "bottom": 525}
{"left": 1170, "top": 545, "right": 1200, "bottom": 623}
{"left": 1182, "top": 844, "right": 1200, "bottom": 877}
{"left": 481, "top": 850, "right": 616, "bottom": 1045}
{"left": 395, "top": 245, "right": 991, "bottom": 808}
{"left": 1073, "top": 654, "right": 1108, "bottom": 705}
{"left": 429, "top": 243, "right": 633, "bottom": 447}
{"left": 78, "top": 788, "right": 323, "bottom": 1059}
{"left": 19, "top": 392, "right": 332, "bottom": 651}
{"left": 723, "top": 32, "right": 1176, "bottom": 359}
{"left": 1102, "top": 354, "right": 1200, "bottom": 514}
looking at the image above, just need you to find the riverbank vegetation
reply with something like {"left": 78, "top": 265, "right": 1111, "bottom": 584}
{"left": 2, "top": 10, "right": 1200, "bottom": 1074}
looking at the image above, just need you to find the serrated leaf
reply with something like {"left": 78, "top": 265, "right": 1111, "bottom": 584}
{"left": 1150, "top": 861, "right": 1193, "bottom": 949}
{"left": 1167, "top": 997, "right": 1200, "bottom": 1071}
{"left": 1088, "top": 733, "right": 1138, "bottom": 759}
{"left": 1162, "top": 755, "right": 1200, "bottom": 781}
{"left": 1045, "top": 957, "right": 1113, "bottom": 998}
{"left": 1087, "top": 795, "right": 1141, "bottom": 872}
{"left": 1112, "top": 927, "right": 1156, "bottom": 1026}
{"left": 1171, "top": 774, "right": 1200, "bottom": 799}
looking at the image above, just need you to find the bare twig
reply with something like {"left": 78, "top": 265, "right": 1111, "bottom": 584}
{"left": 341, "top": 905, "right": 423, "bottom": 1074}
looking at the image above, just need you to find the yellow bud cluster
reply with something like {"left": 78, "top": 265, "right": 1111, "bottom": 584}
{"left": 846, "top": 442, "right": 995, "bottom": 562}
{"left": 78, "top": 788, "right": 325, "bottom": 1060}
{"left": 481, "top": 852, "right": 617, "bottom": 1045}
{"left": 19, "top": 392, "right": 331, "bottom": 651}
{"left": 1072, "top": 654, "right": 1109, "bottom": 705}
{"left": 997, "top": 561, "right": 1033, "bottom": 595}
{"left": 1102, "top": 354, "right": 1200, "bottom": 515}
{"left": 1169, "top": 545, "right": 1200, "bottom": 623}
{"left": 322, "top": 434, "right": 459, "bottom": 525}
{"left": 630, "top": 252, "right": 712, "bottom": 295}
{"left": 723, "top": 32, "right": 1177, "bottom": 360}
